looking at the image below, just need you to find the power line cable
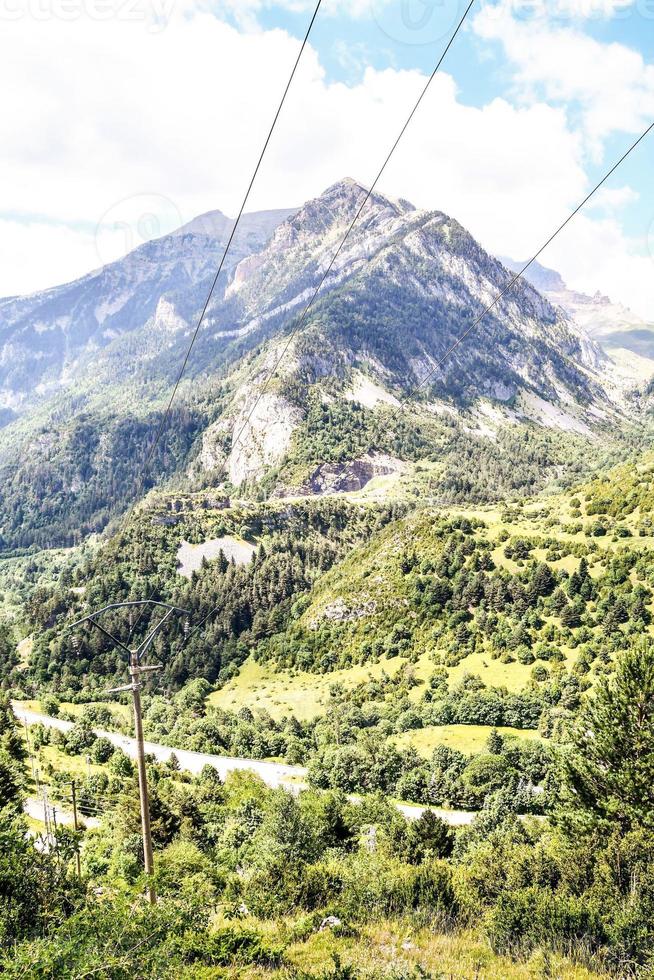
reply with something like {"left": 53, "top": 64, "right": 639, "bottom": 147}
{"left": 182, "top": 117, "right": 654, "bottom": 648}
{"left": 118, "top": 0, "right": 323, "bottom": 642}
{"left": 225, "top": 0, "right": 477, "bottom": 485}
{"left": 141, "top": 0, "right": 474, "bottom": 529}
{"left": 139, "top": 0, "right": 324, "bottom": 482}
{"left": 405, "top": 120, "right": 654, "bottom": 398}
{"left": 177, "top": 0, "right": 477, "bottom": 649}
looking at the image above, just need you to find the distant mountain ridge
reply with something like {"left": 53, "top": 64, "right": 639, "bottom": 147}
{"left": 0, "top": 208, "right": 296, "bottom": 416}
{"left": 503, "top": 257, "right": 654, "bottom": 381}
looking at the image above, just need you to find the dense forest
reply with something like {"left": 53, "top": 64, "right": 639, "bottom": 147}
{"left": 0, "top": 369, "right": 630, "bottom": 554}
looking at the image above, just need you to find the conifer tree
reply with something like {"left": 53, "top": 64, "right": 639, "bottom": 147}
{"left": 558, "top": 639, "right": 654, "bottom": 834}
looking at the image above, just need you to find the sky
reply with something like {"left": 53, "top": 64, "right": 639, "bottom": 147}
{"left": 1, "top": 0, "right": 654, "bottom": 318}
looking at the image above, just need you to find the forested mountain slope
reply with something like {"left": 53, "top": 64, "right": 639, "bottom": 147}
{"left": 20, "top": 449, "right": 654, "bottom": 704}
{"left": 0, "top": 180, "right": 632, "bottom": 552}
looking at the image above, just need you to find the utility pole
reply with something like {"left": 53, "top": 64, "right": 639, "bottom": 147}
{"left": 42, "top": 786, "right": 50, "bottom": 837}
{"left": 68, "top": 600, "right": 189, "bottom": 905}
{"left": 129, "top": 650, "right": 156, "bottom": 899}
{"left": 71, "top": 780, "right": 81, "bottom": 879}
{"left": 51, "top": 803, "right": 60, "bottom": 862}
{"left": 23, "top": 718, "right": 37, "bottom": 786}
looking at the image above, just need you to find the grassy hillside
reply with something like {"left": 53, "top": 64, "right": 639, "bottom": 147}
{"left": 197, "top": 454, "right": 654, "bottom": 776}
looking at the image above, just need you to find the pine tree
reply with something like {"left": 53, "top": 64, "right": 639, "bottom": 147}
{"left": 561, "top": 602, "right": 581, "bottom": 629}
{"left": 558, "top": 639, "right": 654, "bottom": 834}
{"left": 550, "top": 588, "right": 568, "bottom": 614}
{"left": 486, "top": 728, "right": 504, "bottom": 754}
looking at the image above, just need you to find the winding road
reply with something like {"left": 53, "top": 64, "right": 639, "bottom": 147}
{"left": 24, "top": 796, "right": 101, "bottom": 830}
{"left": 13, "top": 704, "right": 475, "bottom": 827}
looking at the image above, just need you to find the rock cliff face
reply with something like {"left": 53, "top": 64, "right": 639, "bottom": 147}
{"left": 208, "top": 180, "right": 610, "bottom": 410}
{"left": 188, "top": 180, "right": 616, "bottom": 483}
{"left": 274, "top": 454, "right": 405, "bottom": 497}
{"left": 197, "top": 389, "right": 303, "bottom": 486}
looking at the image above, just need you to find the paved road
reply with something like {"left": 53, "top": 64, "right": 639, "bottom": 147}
{"left": 15, "top": 704, "right": 307, "bottom": 789}
{"left": 13, "top": 704, "right": 475, "bottom": 826}
{"left": 24, "top": 796, "right": 101, "bottom": 830}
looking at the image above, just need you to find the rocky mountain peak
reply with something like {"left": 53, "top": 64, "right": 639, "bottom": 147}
{"left": 282, "top": 179, "right": 408, "bottom": 239}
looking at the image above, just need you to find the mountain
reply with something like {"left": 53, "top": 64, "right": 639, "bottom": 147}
{"left": 193, "top": 179, "right": 614, "bottom": 483}
{"left": 0, "top": 208, "right": 296, "bottom": 418}
{"left": 173, "top": 207, "right": 297, "bottom": 243}
{"left": 503, "top": 258, "right": 654, "bottom": 383}
{"left": 0, "top": 180, "right": 625, "bottom": 551}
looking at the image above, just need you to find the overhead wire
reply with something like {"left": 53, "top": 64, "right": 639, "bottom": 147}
{"left": 404, "top": 120, "right": 654, "bottom": 399}
{"left": 178, "top": 0, "right": 478, "bottom": 649}
{"left": 182, "top": 119, "right": 654, "bottom": 648}
{"left": 115, "top": 0, "right": 324, "bottom": 643}
{"left": 223, "top": 0, "right": 477, "bottom": 488}
{"left": 139, "top": 0, "right": 325, "bottom": 480}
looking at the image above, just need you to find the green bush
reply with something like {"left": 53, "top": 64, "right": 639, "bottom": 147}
{"left": 172, "top": 926, "right": 283, "bottom": 968}
{"left": 485, "top": 886, "right": 604, "bottom": 957}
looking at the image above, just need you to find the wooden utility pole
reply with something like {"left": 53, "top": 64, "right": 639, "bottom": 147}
{"left": 67, "top": 600, "right": 189, "bottom": 907}
{"left": 51, "top": 804, "right": 61, "bottom": 866}
{"left": 42, "top": 787, "right": 50, "bottom": 836}
{"left": 130, "top": 653, "right": 156, "bottom": 901}
{"left": 71, "top": 780, "right": 81, "bottom": 879}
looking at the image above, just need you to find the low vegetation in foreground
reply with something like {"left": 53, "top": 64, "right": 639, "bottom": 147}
{"left": 3, "top": 625, "right": 654, "bottom": 976}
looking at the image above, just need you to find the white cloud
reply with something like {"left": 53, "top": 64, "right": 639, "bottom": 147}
{"left": 0, "top": 8, "right": 587, "bottom": 295}
{"left": 0, "top": 219, "right": 97, "bottom": 296}
{"left": 587, "top": 185, "right": 640, "bottom": 211}
{"left": 473, "top": 1, "right": 654, "bottom": 154}
{"left": 510, "top": 0, "right": 635, "bottom": 17}
{"left": 210, "top": 0, "right": 375, "bottom": 26}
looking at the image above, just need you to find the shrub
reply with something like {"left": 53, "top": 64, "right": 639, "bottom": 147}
{"left": 91, "top": 737, "right": 114, "bottom": 764}
{"left": 485, "top": 886, "right": 604, "bottom": 957}
{"left": 40, "top": 695, "right": 60, "bottom": 717}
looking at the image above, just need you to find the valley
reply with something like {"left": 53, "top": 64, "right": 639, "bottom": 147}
{"left": 3, "top": 179, "right": 654, "bottom": 978}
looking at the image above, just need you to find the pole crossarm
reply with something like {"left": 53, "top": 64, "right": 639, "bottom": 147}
{"left": 68, "top": 600, "right": 191, "bottom": 631}
{"left": 67, "top": 600, "right": 191, "bottom": 660}
{"left": 135, "top": 607, "right": 176, "bottom": 663}
{"left": 84, "top": 617, "right": 133, "bottom": 657}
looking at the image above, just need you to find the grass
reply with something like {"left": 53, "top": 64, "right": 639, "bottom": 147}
{"left": 20, "top": 727, "right": 107, "bottom": 800}
{"left": 392, "top": 724, "right": 541, "bottom": 757}
{"left": 209, "top": 489, "right": 608, "bottom": 744}
{"left": 239, "top": 917, "right": 605, "bottom": 979}
{"left": 209, "top": 656, "right": 424, "bottom": 722}
{"left": 445, "top": 651, "right": 537, "bottom": 692}
{"left": 209, "top": 655, "right": 543, "bottom": 758}
{"left": 214, "top": 645, "right": 565, "bottom": 726}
